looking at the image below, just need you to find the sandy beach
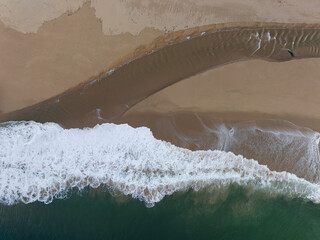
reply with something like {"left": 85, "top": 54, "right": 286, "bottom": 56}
{"left": 1, "top": 0, "right": 320, "bottom": 130}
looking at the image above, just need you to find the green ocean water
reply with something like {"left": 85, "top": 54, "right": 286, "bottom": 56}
{"left": 1, "top": 185, "right": 320, "bottom": 240}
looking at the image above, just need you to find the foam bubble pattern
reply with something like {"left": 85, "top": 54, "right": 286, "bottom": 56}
{"left": 0, "top": 121, "right": 319, "bottom": 206}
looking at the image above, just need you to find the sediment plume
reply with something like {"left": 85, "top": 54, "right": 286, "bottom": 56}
{"left": 1, "top": 23, "right": 320, "bottom": 128}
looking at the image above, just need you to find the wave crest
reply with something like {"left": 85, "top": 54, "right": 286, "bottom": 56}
{"left": 1, "top": 121, "right": 319, "bottom": 207}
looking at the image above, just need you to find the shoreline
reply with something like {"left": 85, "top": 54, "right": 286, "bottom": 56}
{"left": 119, "top": 110, "right": 320, "bottom": 134}
{"left": 117, "top": 110, "right": 320, "bottom": 183}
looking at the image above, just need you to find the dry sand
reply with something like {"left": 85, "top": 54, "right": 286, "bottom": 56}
{"left": 2, "top": 0, "right": 320, "bottom": 35}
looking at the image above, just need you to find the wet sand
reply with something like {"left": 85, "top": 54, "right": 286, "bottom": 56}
{"left": 117, "top": 111, "right": 320, "bottom": 183}
{"left": 2, "top": 23, "right": 320, "bottom": 129}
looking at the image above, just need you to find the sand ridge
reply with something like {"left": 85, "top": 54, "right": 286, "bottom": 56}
{"left": 80, "top": 22, "right": 320, "bottom": 84}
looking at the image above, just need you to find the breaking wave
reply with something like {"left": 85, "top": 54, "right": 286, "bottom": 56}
{"left": 1, "top": 121, "right": 320, "bottom": 207}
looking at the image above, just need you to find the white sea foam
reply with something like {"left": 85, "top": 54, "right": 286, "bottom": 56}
{"left": 0, "top": 121, "right": 320, "bottom": 207}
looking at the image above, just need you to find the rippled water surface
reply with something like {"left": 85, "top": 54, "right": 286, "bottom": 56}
{"left": 1, "top": 187, "right": 320, "bottom": 240}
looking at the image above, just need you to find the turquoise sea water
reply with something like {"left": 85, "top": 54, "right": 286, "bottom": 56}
{"left": 1, "top": 186, "right": 320, "bottom": 240}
